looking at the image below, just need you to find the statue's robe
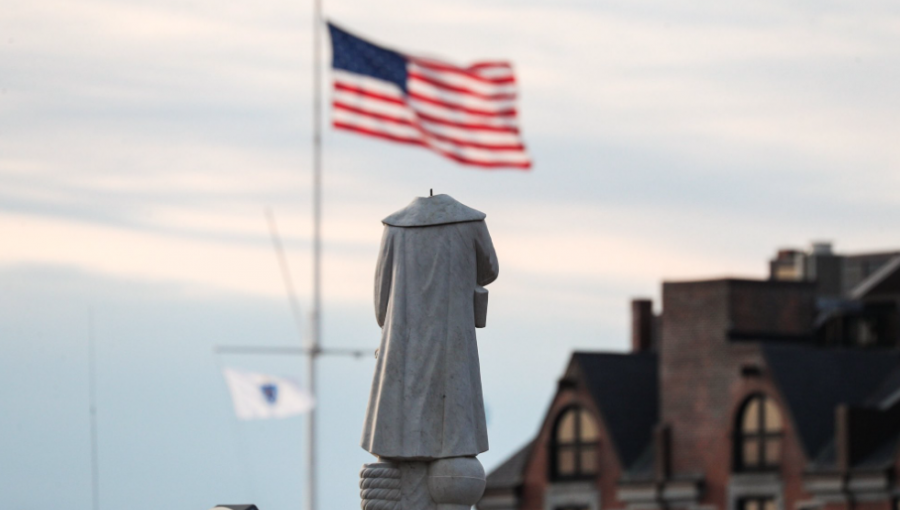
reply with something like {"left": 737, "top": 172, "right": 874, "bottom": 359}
{"left": 361, "top": 194, "right": 499, "bottom": 459}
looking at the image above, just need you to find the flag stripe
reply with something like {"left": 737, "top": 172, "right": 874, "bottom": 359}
{"left": 335, "top": 80, "right": 521, "bottom": 121}
{"left": 334, "top": 96, "right": 519, "bottom": 133}
{"left": 409, "top": 57, "right": 516, "bottom": 84}
{"left": 407, "top": 81, "right": 518, "bottom": 113}
{"left": 334, "top": 83, "right": 406, "bottom": 106}
{"left": 406, "top": 93, "right": 517, "bottom": 117}
{"left": 417, "top": 120, "right": 522, "bottom": 145}
{"left": 414, "top": 110, "right": 519, "bottom": 133}
{"left": 334, "top": 102, "right": 524, "bottom": 147}
{"left": 335, "top": 117, "right": 531, "bottom": 167}
{"left": 408, "top": 63, "right": 517, "bottom": 95}
{"left": 467, "top": 61, "right": 513, "bottom": 70}
{"left": 333, "top": 90, "right": 413, "bottom": 118}
{"left": 336, "top": 118, "right": 524, "bottom": 151}
{"left": 408, "top": 72, "right": 517, "bottom": 101}
{"left": 333, "top": 101, "right": 520, "bottom": 138}
{"left": 407, "top": 99, "right": 519, "bottom": 128}
{"left": 335, "top": 122, "right": 425, "bottom": 146}
{"left": 335, "top": 108, "right": 525, "bottom": 157}
{"left": 333, "top": 101, "right": 415, "bottom": 127}
{"left": 428, "top": 131, "right": 525, "bottom": 152}
{"left": 333, "top": 69, "right": 404, "bottom": 98}
{"left": 423, "top": 130, "right": 525, "bottom": 151}
{"left": 333, "top": 108, "right": 422, "bottom": 138}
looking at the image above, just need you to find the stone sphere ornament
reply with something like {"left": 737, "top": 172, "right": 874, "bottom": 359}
{"left": 427, "top": 457, "right": 487, "bottom": 510}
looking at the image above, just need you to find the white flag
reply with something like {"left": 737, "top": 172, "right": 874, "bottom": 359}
{"left": 222, "top": 368, "right": 315, "bottom": 420}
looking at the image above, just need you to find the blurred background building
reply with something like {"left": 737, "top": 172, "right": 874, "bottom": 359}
{"left": 478, "top": 242, "right": 900, "bottom": 510}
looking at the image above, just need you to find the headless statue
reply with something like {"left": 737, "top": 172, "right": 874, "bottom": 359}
{"left": 360, "top": 194, "right": 499, "bottom": 510}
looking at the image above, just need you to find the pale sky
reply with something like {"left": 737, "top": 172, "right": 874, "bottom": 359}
{"left": 2, "top": 0, "right": 900, "bottom": 509}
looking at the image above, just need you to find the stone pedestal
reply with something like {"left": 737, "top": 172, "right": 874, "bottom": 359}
{"left": 360, "top": 457, "right": 485, "bottom": 510}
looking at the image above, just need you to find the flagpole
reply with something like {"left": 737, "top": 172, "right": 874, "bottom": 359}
{"left": 309, "top": 0, "right": 322, "bottom": 509}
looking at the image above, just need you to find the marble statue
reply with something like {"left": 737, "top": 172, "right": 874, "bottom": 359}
{"left": 359, "top": 194, "right": 499, "bottom": 510}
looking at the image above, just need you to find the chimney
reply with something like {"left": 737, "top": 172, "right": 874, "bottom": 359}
{"left": 631, "top": 299, "right": 654, "bottom": 352}
{"left": 811, "top": 241, "right": 833, "bottom": 256}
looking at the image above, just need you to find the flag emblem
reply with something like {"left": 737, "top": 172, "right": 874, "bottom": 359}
{"left": 328, "top": 22, "right": 531, "bottom": 169}
{"left": 260, "top": 383, "right": 278, "bottom": 404}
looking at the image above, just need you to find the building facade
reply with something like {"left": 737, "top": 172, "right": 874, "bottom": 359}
{"left": 478, "top": 244, "right": 900, "bottom": 510}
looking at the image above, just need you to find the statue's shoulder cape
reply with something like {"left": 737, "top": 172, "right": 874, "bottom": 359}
{"left": 382, "top": 194, "right": 486, "bottom": 227}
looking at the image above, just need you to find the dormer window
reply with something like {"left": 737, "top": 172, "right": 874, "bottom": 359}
{"left": 551, "top": 406, "right": 599, "bottom": 480}
{"left": 735, "top": 394, "right": 783, "bottom": 471}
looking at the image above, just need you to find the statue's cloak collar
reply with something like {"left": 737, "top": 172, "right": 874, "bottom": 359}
{"left": 382, "top": 194, "right": 486, "bottom": 227}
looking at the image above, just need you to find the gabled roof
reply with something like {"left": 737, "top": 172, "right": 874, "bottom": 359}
{"left": 484, "top": 440, "right": 534, "bottom": 490}
{"left": 571, "top": 352, "right": 658, "bottom": 471}
{"left": 484, "top": 351, "right": 658, "bottom": 489}
{"left": 763, "top": 344, "right": 900, "bottom": 463}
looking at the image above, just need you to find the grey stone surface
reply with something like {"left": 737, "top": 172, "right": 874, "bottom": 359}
{"left": 427, "top": 457, "right": 486, "bottom": 510}
{"left": 400, "top": 461, "right": 436, "bottom": 510}
{"left": 381, "top": 194, "right": 485, "bottom": 227}
{"left": 361, "top": 194, "right": 499, "bottom": 460}
{"left": 474, "top": 286, "right": 488, "bottom": 329}
{"left": 360, "top": 462, "right": 401, "bottom": 510}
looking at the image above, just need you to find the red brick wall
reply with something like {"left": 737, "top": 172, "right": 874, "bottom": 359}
{"left": 727, "top": 280, "right": 815, "bottom": 336}
{"left": 661, "top": 279, "right": 815, "bottom": 510}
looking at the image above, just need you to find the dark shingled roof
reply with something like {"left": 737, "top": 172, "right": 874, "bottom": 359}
{"left": 809, "top": 430, "right": 900, "bottom": 471}
{"left": 763, "top": 344, "right": 900, "bottom": 460}
{"left": 857, "top": 432, "right": 900, "bottom": 468}
{"left": 621, "top": 442, "right": 655, "bottom": 480}
{"left": 572, "top": 352, "right": 658, "bottom": 471}
{"left": 484, "top": 440, "right": 534, "bottom": 490}
{"left": 849, "top": 256, "right": 900, "bottom": 299}
{"left": 866, "top": 366, "right": 900, "bottom": 409}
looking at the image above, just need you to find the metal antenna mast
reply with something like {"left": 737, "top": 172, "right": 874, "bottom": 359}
{"left": 215, "top": 208, "right": 367, "bottom": 510}
{"left": 217, "top": 211, "right": 369, "bottom": 510}
{"left": 88, "top": 309, "right": 100, "bottom": 510}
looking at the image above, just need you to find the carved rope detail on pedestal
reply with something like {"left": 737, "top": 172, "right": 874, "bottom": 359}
{"left": 360, "top": 462, "right": 401, "bottom": 510}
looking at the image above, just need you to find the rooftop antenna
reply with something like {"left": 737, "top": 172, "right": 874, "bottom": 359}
{"left": 88, "top": 308, "right": 100, "bottom": 510}
{"left": 265, "top": 208, "right": 304, "bottom": 342}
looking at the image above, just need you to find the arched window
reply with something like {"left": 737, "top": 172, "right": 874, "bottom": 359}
{"left": 551, "top": 406, "right": 599, "bottom": 480}
{"left": 735, "top": 394, "right": 783, "bottom": 471}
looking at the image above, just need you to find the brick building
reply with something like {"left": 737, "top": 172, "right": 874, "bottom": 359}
{"left": 478, "top": 243, "right": 900, "bottom": 510}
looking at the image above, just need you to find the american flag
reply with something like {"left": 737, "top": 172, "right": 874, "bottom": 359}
{"left": 327, "top": 23, "right": 531, "bottom": 170}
